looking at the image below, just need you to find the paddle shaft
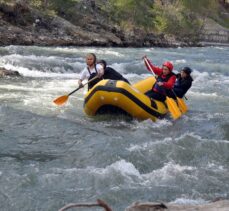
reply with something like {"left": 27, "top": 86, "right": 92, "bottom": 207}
{"left": 144, "top": 58, "right": 156, "bottom": 77}
{"left": 68, "top": 86, "right": 82, "bottom": 96}
{"left": 68, "top": 76, "right": 99, "bottom": 96}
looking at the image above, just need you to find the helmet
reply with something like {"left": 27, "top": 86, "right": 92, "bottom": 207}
{"left": 182, "top": 66, "right": 192, "bottom": 74}
{"left": 163, "top": 61, "right": 173, "bottom": 71}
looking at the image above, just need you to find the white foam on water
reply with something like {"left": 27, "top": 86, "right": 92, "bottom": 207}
{"left": 174, "top": 59, "right": 187, "bottom": 64}
{"left": 2, "top": 53, "right": 62, "bottom": 63}
{"left": 2, "top": 63, "right": 79, "bottom": 78}
{"left": 127, "top": 137, "right": 173, "bottom": 152}
{"left": 175, "top": 132, "right": 229, "bottom": 144}
{"left": 0, "top": 93, "right": 19, "bottom": 101}
{"left": 44, "top": 159, "right": 141, "bottom": 181}
{"left": 214, "top": 47, "right": 225, "bottom": 50}
{"left": 144, "top": 48, "right": 155, "bottom": 52}
{"left": 110, "top": 62, "right": 128, "bottom": 74}
{"left": 5, "top": 46, "right": 125, "bottom": 57}
{"left": 94, "top": 48, "right": 124, "bottom": 57}
{"left": 206, "top": 162, "right": 226, "bottom": 171}
{"left": 192, "top": 70, "right": 210, "bottom": 82}
{"left": 125, "top": 73, "right": 150, "bottom": 82}
{"left": 143, "top": 161, "right": 197, "bottom": 184}
{"left": 132, "top": 119, "right": 173, "bottom": 131}
{"left": 0, "top": 78, "right": 85, "bottom": 117}
{"left": 188, "top": 91, "right": 218, "bottom": 97}
{"left": 53, "top": 47, "right": 125, "bottom": 57}
{"left": 98, "top": 49, "right": 125, "bottom": 57}
{"left": 103, "top": 159, "right": 141, "bottom": 177}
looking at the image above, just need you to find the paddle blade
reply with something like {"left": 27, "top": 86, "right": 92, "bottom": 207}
{"left": 166, "top": 97, "right": 182, "bottom": 120}
{"left": 53, "top": 95, "right": 69, "bottom": 106}
{"left": 177, "top": 98, "right": 188, "bottom": 113}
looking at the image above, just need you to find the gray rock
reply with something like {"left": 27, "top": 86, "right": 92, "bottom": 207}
{"left": 125, "top": 200, "right": 229, "bottom": 211}
{"left": 0, "top": 67, "right": 21, "bottom": 77}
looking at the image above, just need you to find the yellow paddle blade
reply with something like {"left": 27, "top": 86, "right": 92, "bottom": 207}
{"left": 53, "top": 95, "right": 69, "bottom": 106}
{"left": 166, "top": 97, "right": 182, "bottom": 120}
{"left": 177, "top": 98, "right": 188, "bottom": 113}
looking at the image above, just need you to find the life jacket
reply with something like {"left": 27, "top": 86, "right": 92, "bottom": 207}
{"left": 153, "top": 72, "right": 175, "bottom": 95}
{"left": 87, "top": 65, "right": 98, "bottom": 76}
{"left": 87, "top": 65, "right": 102, "bottom": 90}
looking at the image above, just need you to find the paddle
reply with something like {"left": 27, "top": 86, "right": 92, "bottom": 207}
{"left": 144, "top": 57, "right": 182, "bottom": 120}
{"left": 53, "top": 76, "right": 99, "bottom": 106}
{"left": 172, "top": 90, "right": 188, "bottom": 113}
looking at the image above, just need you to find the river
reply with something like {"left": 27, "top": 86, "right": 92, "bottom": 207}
{"left": 0, "top": 46, "right": 228, "bottom": 210}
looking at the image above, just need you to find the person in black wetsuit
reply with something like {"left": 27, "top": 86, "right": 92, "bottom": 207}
{"left": 173, "top": 66, "right": 193, "bottom": 98}
{"left": 97, "top": 60, "right": 130, "bottom": 84}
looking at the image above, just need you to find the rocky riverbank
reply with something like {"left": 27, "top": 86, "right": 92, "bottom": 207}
{"left": 125, "top": 200, "right": 229, "bottom": 211}
{"left": 0, "top": 1, "right": 228, "bottom": 47}
{"left": 0, "top": 2, "right": 189, "bottom": 47}
{"left": 58, "top": 199, "right": 229, "bottom": 211}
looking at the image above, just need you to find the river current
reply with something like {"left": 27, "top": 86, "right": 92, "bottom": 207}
{"left": 0, "top": 46, "right": 229, "bottom": 210}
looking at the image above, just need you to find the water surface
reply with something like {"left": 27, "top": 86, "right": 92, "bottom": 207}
{"left": 0, "top": 46, "right": 229, "bottom": 210}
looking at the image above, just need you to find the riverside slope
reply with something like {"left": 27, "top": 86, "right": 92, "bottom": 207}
{"left": 0, "top": 1, "right": 228, "bottom": 47}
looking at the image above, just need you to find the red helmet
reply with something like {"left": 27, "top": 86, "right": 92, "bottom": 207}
{"left": 163, "top": 61, "right": 173, "bottom": 71}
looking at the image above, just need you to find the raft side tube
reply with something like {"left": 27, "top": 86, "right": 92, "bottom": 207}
{"left": 84, "top": 79, "right": 167, "bottom": 121}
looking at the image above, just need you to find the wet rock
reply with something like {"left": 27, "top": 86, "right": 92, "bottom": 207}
{"left": 200, "top": 18, "right": 229, "bottom": 46}
{"left": 125, "top": 200, "right": 229, "bottom": 211}
{"left": 0, "top": 67, "right": 21, "bottom": 77}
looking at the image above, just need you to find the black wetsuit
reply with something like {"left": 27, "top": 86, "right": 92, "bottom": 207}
{"left": 88, "top": 66, "right": 130, "bottom": 90}
{"left": 173, "top": 74, "right": 193, "bottom": 98}
{"left": 103, "top": 67, "right": 130, "bottom": 84}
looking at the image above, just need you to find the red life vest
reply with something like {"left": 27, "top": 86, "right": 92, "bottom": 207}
{"left": 153, "top": 72, "right": 175, "bottom": 95}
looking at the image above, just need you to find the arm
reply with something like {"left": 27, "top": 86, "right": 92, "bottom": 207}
{"left": 144, "top": 58, "right": 163, "bottom": 75}
{"left": 78, "top": 68, "right": 88, "bottom": 86}
{"left": 163, "top": 75, "right": 176, "bottom": 89}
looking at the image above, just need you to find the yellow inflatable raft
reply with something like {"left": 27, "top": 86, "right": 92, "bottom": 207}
{"left": 83, "top": 76, "right": 169, "bottom": 121}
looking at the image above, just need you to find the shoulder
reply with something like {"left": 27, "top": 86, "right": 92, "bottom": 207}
{"left": 170, "top": 73, "right": 176, "bottom": 79}
{"left": 96, "top": 64, "right": 103, "bottom": 69}
{"left": 106, "top": 67, "right": 115, "bottom": 72}
{"left": 185, "top": 76, "right": 193, "bottom": 83}
{"left": 170, "top": 72, "right": 176, "bottom": 76}
{"left": 176, "top": 73, "right": 181, "bottom": 78}
{"left": 81, "top": 67, "right": 88, "bottom": 72}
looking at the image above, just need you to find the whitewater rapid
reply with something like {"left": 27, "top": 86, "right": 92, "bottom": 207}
{"left": 0, "top": 46, "right": 228, "bottom": 210}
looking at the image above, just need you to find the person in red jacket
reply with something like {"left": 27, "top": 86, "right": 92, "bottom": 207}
{"left": 143, "top": 56, "right": 176, "bottom": 102}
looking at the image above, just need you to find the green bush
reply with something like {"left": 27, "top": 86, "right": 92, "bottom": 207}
{"left": 108, "top": 0, "right": 155, "bottom": 30}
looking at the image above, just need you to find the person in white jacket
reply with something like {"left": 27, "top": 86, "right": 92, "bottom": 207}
{"left": 78, "top": 53, "right": 104, "bottom": 90}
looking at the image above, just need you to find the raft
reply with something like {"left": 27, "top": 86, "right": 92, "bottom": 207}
{"left": 83, "top": 76, "right": 168, "bottom": 121}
